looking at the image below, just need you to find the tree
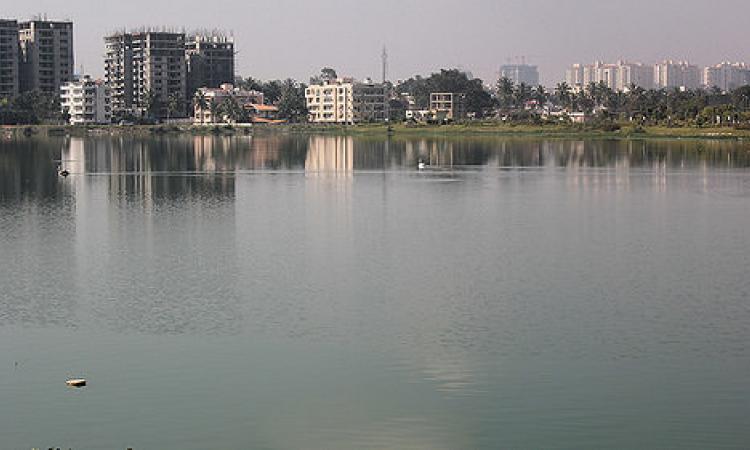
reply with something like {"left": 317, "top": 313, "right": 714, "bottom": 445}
{"left": 398, "top": 69, "right": 493, "bottom": 116}
{"left": 533, "top": 85, "right": 549, "bottom": 106}
{"left": 555, "top": 82, "right": 572, "bottom": 109}
{"left": 143, "top": 90, "right": 161, "bottom": 120}
{"left": 166, "top": 93, "right": 183, "bottom": 120}
{"left": 194, "top": 91, "right": 209, "bottom": 124}
{"left": 218, "top": 96, "right": 247, "bottom": 123}
{"left": 496, "top": 77, "right": 516, "bottom": 109}
{"left": 514, "top": 83, "right": 532, "bottom": 107}
{"left": 277, "top": 79, "right": 308, "bottom": 123}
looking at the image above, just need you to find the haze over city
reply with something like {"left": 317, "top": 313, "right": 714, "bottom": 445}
{"left": 5, "top": 0, "right": 750, "bottom": 85}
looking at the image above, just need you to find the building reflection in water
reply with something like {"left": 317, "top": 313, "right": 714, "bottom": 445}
{"left": 305, "top": 136, "right": 354, "bottom": 174}
{"left": 59, "top": 137, "right": 236, "bottom": 208}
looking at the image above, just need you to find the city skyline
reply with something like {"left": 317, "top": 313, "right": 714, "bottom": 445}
{"left": 4, "top": 0, "right": 750, "bottom": 86}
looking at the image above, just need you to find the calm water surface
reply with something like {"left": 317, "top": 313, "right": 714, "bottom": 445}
{"left": 1, "top": 134, "right": 749, "bottom": 449}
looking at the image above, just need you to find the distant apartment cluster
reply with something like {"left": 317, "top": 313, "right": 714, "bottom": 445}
{"left": 500, "top": 64, "right": 540, "bottom": 87}
{"left": 566, "top": 60, "right": 750, "bottom": 92}
{"left": 0, "top": 17, "right": 74, "bottom": 98}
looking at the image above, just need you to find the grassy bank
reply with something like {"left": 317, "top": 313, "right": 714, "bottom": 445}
{"left": 4, "top": 122, "right": 750, "bottom": 140}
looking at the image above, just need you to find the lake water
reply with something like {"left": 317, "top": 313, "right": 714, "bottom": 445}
{"left": 1, "top": 133, "right": 749, "bottom": 449}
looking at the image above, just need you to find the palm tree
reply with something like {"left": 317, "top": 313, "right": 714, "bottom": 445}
{"left": 514, "top": 83, "right": 532, "bottom": 108}
{"left": 194, "top": 91, "right": 209, "bottom": 124}
{"left": 533, "top": 85, "right": 549, "bottom": 106}
{"left": 555, "top": 82, "right": 572, "bottom": 109}
{"left": 209, "top": 100, "right": 220, "bottom": 124}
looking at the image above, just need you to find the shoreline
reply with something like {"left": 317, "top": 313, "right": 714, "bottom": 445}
{"left": 3, "top": 122, "right": 750, "bottom": 141}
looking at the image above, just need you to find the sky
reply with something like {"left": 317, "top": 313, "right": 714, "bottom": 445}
{"left": 4, "top": 0, "right": 750, "bottom": 86}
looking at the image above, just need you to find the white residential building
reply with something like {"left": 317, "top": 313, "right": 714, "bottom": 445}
{"left": 654, "top": 60, "right": 701, "bottom": 90}
{"left": 60, "top": 76, "right": 112, "bottom": 125}
{"left": 306, "top": 78, "right": 387, "bottom": 124}
{"left": 566, "top": 61, "right": 653, "bottom": 91}
{"left": 616, "top": 62, "right": 653, "bottom": 91}
{"left": 703, "top": 62, "right": 750, "bottom": 91}
{"left": 565, "top": 64, "right": 586, "bottom": 91}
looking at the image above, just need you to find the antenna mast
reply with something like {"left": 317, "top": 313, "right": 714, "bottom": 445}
{"left": 381, "top": 46, "right": 388, "bottom": 84}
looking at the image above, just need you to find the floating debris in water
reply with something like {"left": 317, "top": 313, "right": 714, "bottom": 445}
{"left": 65, "top": 378, "right": 86, "bottom": 388}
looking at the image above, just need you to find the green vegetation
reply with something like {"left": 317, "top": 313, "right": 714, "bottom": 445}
{"left": 0, "top": 91, "right": 65, "bottom": 125}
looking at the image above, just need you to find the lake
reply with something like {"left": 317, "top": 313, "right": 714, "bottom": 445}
{"left": 1, "top": 133, "right": 749, "bottom": 449}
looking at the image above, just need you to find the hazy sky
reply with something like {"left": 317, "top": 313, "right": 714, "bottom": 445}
{"left": 5, "top": 0, "right": 750, "bottom": 86}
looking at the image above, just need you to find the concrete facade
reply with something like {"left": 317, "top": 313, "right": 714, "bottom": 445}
{"left": 186, "top": 34, "right": 234, "bottom": 99}
{"left": 654, "top": 61, "right": 701, "bottom": 90}
{"left": 429, "top": 93, "right": 466, "bottom": 120}
{"left": 500, "top": 64, "right": 540, "bottom": 87}
{"left": 703, "top": 62, "right": 750, "bottom": 92}
{"left": 0, "top": 19, "right": 19, "bottom": 98}
{"left": 306, "top": 79, "right": 387, "bottom": 124}
{"left": 18, "top": 20, "right": 74, "bottom": 94}
{"left": 61, "top": 76, "right": 112, "bottom": 125}
{"left": 105, "top": 31, "right": 187, "bottom": 118}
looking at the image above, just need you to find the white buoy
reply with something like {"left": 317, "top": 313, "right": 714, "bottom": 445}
{"left": 66, "top": 378, "right": 86, "bottom": 387}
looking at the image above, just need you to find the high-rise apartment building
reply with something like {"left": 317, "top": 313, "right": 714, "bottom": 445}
{"left": 0, "top": 19, "right": 19, "bottom": 98}
{"left": 105, "top": 30, "right": 187, "bottom": 118}
{"left": 654, "top": 61, "right": 701, "bottom": 90}
{"left": 703, "top": 62, "right": 750, "bottom": 92}
{"left": 186, "top": 34, "right": 234, "bottom": 98}
{"left": 566, "top": 61, "right": 653, "bottom": 91}
{"left": 500, "top": 64, "right": 539, "bottom": 87}
{"left": 18, "top": 19, "right": 74, "bottom": 94}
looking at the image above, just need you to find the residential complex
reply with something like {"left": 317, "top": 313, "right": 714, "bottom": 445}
{"left": 186, "top": 34, "right": 235, "bottom": 99}
{"left": 105, "top": 30, "right": 187, "bottom": 118}
{"left": 17, "top": 19, "right": 74, "bottom": 94}
{"left": 0, "top": 19, "right": 19, "bottom": 98}
{"left": 306, "top": 78, "right": 387, "bottom": 124}
{"left": 566, "top": 60, "right": 750, "bottom": 92}
{"left": 500, "top": 64, "right": 539, "bottom": 87}
{"left": 703, "top": 62, "right": 750, "bottom": 92}
{"left": 565, "top": 61, "right": 652, "bottom": 91}
{"left": 60, "top": 76, "right": 112, "bottom": 125}
{"left": 654, "top": 60, "right": 701, "bottom": 90}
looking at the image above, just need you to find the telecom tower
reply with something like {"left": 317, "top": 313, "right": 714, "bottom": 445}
{"left": 382, "top": 46, "right": 388, "bottom": 84}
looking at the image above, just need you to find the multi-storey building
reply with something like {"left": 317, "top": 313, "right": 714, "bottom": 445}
{"left": 18, "top": 19, "right": 74, "bottom": 94}
{"left": 193, "top": 83, "right": 263, "bottom": 124}
{"left": 105, "top": 30, "right": 187, "bottom": 118}
{"left": 616, "top": 62, "right": 653, "bottom": 91}
{"left": 0, "top": 19, "right": 19, "bottom": 98}
{"left": 654, "top": 60, "right": 701, "bottom": 90}
{"left": 566, "top": 61, "right": 653, "bottom": 91}
{"left": 703, "top": 62, "right": 750, "bottom": 92}
{"left": 60, "top": 76, "right": 112, "bottom": 125}
{"left": 500, "top": 64, "right": 539, "bottom": 87}
{"left": 306, "top": 78, "right": 388, "bottom": 124}
{"left": 186, "top": 34, "right": 234, "bottom": 99}
{"left": 429, "top": 92, "right": 466, "bottom": 120}
{"left": 565, "top": 64, "right": 586, "bottom": 91}
{"left": 353, "top": 79, "right": 388, "bottom": 122}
